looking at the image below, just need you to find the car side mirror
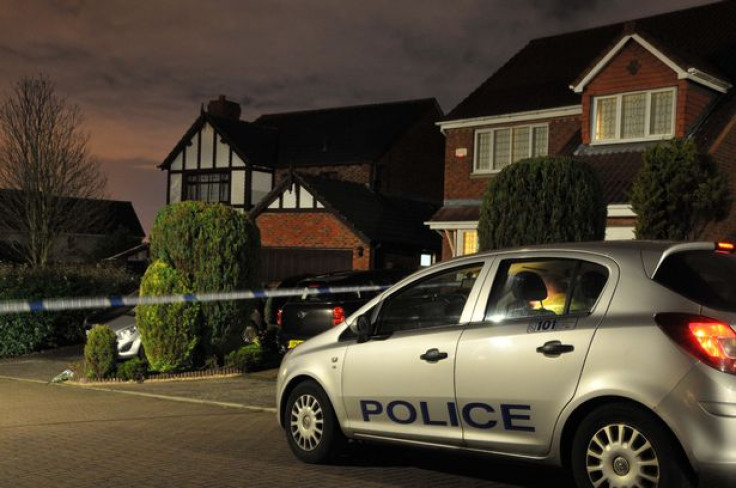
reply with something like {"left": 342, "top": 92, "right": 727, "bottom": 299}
{"left": 350, "top": 314, "right": 371, "bottom": 343}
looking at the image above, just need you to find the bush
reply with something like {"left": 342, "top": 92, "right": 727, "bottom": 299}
{"left": 136, "top": 260, "right": 201, "bottom": 372}
{"left": 0, "top": 264, "right": 137, "bottom": 358}
{"left": 478, "top": 157, "right": 606, "bottom": 251}
{"left": 116, "top": 357, "right": 148, "bottom": 382}
{"left": 225, "top": 343, "right": 263, "bottom": 372}
{"left": 84, "top": 325, "right": 118, "bottom": 379}
{"left": 631, "top": 139, "right": 731, "bottom": 240}
{"left": 149, "top": 201, "right": 261, "bottom": 360}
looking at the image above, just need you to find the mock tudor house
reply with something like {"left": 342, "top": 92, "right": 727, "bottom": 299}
{"left": 159, "top": 97, "right": 444, "bottom": 282}
{"left": 428, "top": 0, "right": 736, "bottom": 260}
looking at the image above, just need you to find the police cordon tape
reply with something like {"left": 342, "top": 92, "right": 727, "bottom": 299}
{"left": 0, "top": 284, "right": 389, "bottom": 315}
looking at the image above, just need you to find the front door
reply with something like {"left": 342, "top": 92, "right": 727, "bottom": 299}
{"left": 341, "top": 262, "right": 487, "bottom": 445}
{"left": 455, "top": 255, "right": 617, "bottom": 456}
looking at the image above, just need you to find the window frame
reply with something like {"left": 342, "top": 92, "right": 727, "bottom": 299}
{"left": 183, "top": 170, "right": 231, "bottom": 204}
{"left": 591, "top": 87, "right": 677, "bottom": 145}
{"left": 473, "top": 123, "right": 549, "bottom": 175}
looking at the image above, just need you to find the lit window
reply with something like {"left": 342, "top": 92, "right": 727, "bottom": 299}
{"left": 592, "top": 88, "right": 675, "bottom": 143}
{"left": 474, "top": 124, "right": 548, "bottom": 173}
{"left": 458, "top": 230, "right": 478, "bottom": 256}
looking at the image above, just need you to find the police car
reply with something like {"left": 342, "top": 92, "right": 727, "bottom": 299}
{"left": 276, "top": 241, "right": 736, "bottom": 487}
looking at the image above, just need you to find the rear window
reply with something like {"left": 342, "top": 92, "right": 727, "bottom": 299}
{"left": 654, "top": 250, "right": 736, "bottom": 312}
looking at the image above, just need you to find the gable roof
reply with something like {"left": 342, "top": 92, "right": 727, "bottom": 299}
{"left": 447, "top": 0, "right": 736, "bottom": 121}
{"left": 158, "top": 111, "right": 278, "bottom": 170}
{"left": 0, "top": 189, "right": 145, "bottom": 237}
{"left": 254, "top": 98, "right": 441, "bottom": 167}
{"left": 252, "top": 172, "right": 439, "bottom": 250}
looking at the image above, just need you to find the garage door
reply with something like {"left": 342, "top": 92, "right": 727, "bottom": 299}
{"left": 260, "top": 248, "right": 353, "bottom": 284}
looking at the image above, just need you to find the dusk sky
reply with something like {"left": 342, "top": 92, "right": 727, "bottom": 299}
{"left": 0, "top": 0, "right": 717, "bottom": 233}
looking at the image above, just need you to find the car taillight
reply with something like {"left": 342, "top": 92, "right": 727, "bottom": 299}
{"left": 332, "top": 306, "right": 345, "bottom": 326}
{"left": 716, "top": 241, "right": 735, "bottom": 253}
{"left": 277, "top": 308, "right": 283, "bottom": 327}
{"left": 655, "top": 313, "right": 736, "bottom": 374}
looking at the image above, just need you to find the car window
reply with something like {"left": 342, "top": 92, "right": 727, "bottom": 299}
{"left": 377, "top": 264, "right": 483, "bottom": 334}
{"left": 485, "top": 259, "right": 608, "bottom": 321}
{"left": 654, "top": 250, "right": 736, "bottom": 312}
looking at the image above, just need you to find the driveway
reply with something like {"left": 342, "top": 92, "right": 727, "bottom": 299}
{"left": 0, "top": 378, "right": 572, "bottom": 487}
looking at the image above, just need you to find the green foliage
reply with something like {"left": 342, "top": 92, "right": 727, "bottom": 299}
{"left": 225, "top": 343, "right": 263, "bottom": 372}
{"left": 137, "top": 260, "right": 201, "bottom": 372}
{"left": 84, "top": 325, "right": 117, "bottom": 379}
{"left": 149, "top": 201, "right": 261, "bottom": 359}
{"left": 116, "top": 357, "right": 148, "bottom": 382}
{"left": 478, "top": 157, "right": 606, "bottom": 251}
{"left": 631, "top": 140, "right": 731, "bottom": 240}
{"left": 0, "top": 264, "right": 136, "bottom": 358}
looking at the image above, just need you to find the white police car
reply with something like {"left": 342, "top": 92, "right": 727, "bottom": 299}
{"left": 276, "top": 241, "right": 736, "bottom": 487}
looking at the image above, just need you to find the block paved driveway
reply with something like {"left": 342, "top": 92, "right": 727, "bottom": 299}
{"left": 0, "top": 378, "right": 574, "bottom": 488}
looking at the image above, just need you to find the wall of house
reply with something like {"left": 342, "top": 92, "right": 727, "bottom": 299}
{"left": 580, "top": 40, "right": 719, "bottom": 144}
{"left": 256, "top": 212, "right": 371, "bottom": 270}
{"left": 378, "top": 106, "right": 445, "bottom": 203}
{"left": 704, "top": 118, "right": 736, "bottom": 241}
{"left": 274, "top": 164, "right": 372, "bottom": 186}
{"left": 443, "top": 116, "right": 581, "bottom": 201}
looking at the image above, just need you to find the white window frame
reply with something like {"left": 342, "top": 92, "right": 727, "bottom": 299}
{"left": 473, "top": 123, "right": 548, "bottom": 175}
{"left": 591, "top": 87, "right": 677, "bottom": 144}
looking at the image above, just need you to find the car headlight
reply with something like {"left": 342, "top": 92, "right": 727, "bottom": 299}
{"left": 117, "top": 325, "right": 138, "bottom": 340}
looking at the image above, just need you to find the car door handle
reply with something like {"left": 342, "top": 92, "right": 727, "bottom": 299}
{"left": 420, "top": 348, "right": 448, "bottom": 362}
{"left": 536, "top": 340, "right": 574, "bottom": 357}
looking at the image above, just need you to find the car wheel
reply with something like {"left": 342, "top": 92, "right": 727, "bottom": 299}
{"left": 571, "top": 403, "right": 695, "bottom": 488}
{"left": 284, "top": 380, "right": 345, "bottom": 464}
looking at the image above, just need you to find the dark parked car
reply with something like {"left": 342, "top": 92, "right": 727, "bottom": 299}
{"left": 278, "top": 269, "right": 409, "bottom": 349}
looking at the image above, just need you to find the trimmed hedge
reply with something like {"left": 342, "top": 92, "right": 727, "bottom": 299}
{"left": 149, "top": 201, "right": 261, "bottom": 360}
{"left": 631, "top": 139, "right": 731, "bottom": 240}
{"left": 0, "top": 264, "right": 136, "bottom": 358}
{"left": 84, "top": 325, "right": 118, "bottom": 379}
{"left": 478, "top": 157, "right": 606, "bottom": 251}
{"left": 137, "top": 260, "right": 201, "bottom": 372}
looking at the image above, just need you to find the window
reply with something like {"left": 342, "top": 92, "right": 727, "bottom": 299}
{"left": 654, "top": 251, "right": 736, "bottom": 312}
{"left": 593, "top": 88, "right": 675, "bottom": 143}
{"left": 458, "top": 230, "right": 478, "bottom": 256}
{"left": 185, "top": 172, "right": 230, "bottom": 203}
{"left": 378, "top": 264, "right": 483, "bottom": 333}
{"left": 485, "top": 259, "right": 609, "bottom": 321}
{"left": 250, "top": 170, "right": 272, "bottom": 206}
{"left": 474, "top": 124, "right": 548, "bottom": 173}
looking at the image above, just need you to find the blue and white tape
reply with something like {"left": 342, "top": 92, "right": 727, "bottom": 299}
{"left": 0, "top": 285, "right": 388, "bottom": 315}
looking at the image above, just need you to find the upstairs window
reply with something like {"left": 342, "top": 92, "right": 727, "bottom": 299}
{"left": 185, "top": 172, "right": 230, "bottom": 203}
{"left": 593, "top": 88, "right": 675, "bottom": 143}
{"left": 474, "top": 124, "right": 548, "bottom": 173}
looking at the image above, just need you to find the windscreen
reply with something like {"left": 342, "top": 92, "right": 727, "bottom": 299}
{"left": 654, "top": 250, "right": 736, "bottom": 312}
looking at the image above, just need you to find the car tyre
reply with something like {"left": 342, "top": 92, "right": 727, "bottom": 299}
{"left": 284, "top": 380, "right": 346, "bottom": 464}
{"left": 571, "top": 402, "right": 695, "bottom": 488}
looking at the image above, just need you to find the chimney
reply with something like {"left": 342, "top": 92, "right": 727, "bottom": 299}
{"left": 207, "top": 95, "right": 241, "bottom": 120}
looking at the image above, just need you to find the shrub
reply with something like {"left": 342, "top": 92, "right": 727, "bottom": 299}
{"left": 84, "top": 325, "right": 118, "bottom": 379}
{"left": 0, "top": 264, "right": 136, "bottom": 358}
{"left": 149, "top": 201, "right": 261, "bottom": 360}
{"left": 136, "top": 260, "right": 201, "bottom": 372}
{"left": 631, "top": 139, "right": 731, "bottom": 240}
{"left": 116, "top": 357, "right": 148, "bottom": 382}
{"left": 225, "top": 343, "right": 263, "bottom": 372}
{"left": 478, "top": 156, "right": 606, "bottom": 251}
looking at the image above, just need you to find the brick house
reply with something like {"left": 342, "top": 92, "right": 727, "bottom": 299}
{"left": 159, "top": 97, "right": 444, "bottom": 282}
{"left": 428, "top": 0, "right": 736, "bottom": 260}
